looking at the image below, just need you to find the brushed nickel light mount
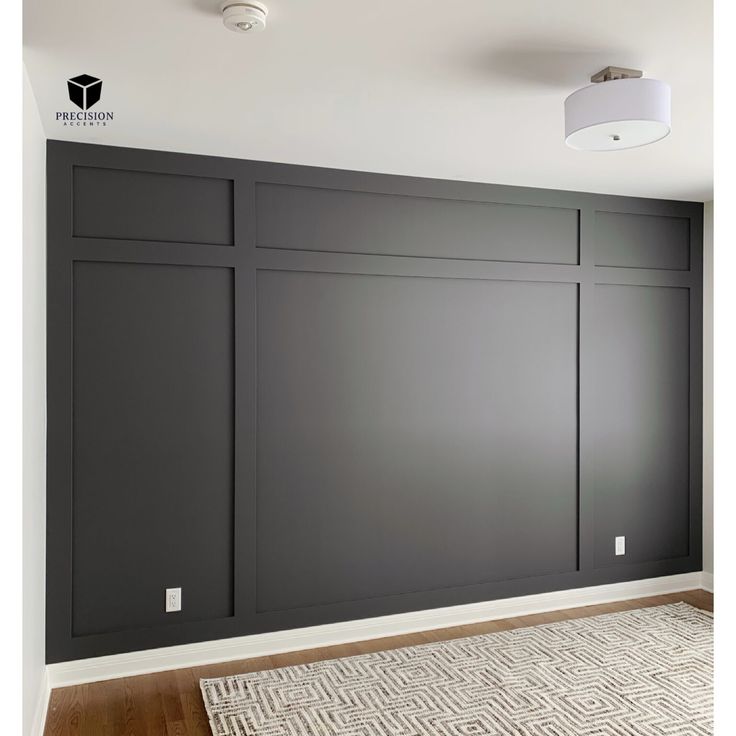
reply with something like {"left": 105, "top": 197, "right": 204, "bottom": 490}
{"left": 589, "top": 66, "right": 643, "bottom": 83}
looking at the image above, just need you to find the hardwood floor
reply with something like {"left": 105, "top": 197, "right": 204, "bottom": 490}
{"left": 43, "top": 589, "right": 713, "bottom": 736}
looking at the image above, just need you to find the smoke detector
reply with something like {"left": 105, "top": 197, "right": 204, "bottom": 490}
{"left": 221, "top": 1, "right": 268, "bottom": 33}
{"left": 564, "top": 67, "right": 671, "bottom": 151}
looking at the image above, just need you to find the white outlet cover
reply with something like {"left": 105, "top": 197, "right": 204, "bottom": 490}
{"left": 166, "top": 587, "right": 182, "bottom": 612}
{"left": 615, "top": 536, "right": 626, "bottom": 556}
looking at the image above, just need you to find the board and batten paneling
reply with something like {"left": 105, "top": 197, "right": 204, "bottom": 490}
{"left": 595, "top": 211, "right": 690, "bottom": 270}
{"left": 71, "top": 261, "right": 235, "bottom": 636}
{"left": 256, "top": 271, "right": 578, "bottom": 612}
{"left": 46, "top": 140, "right": 703, "bottom": 663}
{"left": 592, "top": 284, "right": 691, "bottom": 566}
{"left": 72, "top": 165, "right": 234, "bottom": 245}
{"left": 255, "top": 182, "right": 580, "bottom": 264}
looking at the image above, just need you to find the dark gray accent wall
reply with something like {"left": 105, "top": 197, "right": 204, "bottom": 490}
{"left": 256, "top": 183, "right": 580, "bottom": 264}
{"left": 256, "top": 271, "right": 578, "bottom": 612}
{"left": 592, "top": 284, "right": 691, "bottom": 566}
{"left": 595, "top": 211, "right": 690, "bottom": 270}
{"left": 71, "top": 262, "right": 235, "bottom": 636}
{"left": 72, "top": 165, "right": 234, "bottom": 245}
{"left": 46, "top": 140, "right": 703, "bottom": 663}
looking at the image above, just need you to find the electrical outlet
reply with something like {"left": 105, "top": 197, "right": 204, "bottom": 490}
{"left": 166, "top": 587, "right": 182, "bottom": 612}
{"left": 615, "top": 536, "right": 626, "bottom": 556}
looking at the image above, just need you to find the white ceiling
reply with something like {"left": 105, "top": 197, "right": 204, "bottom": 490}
{"left": 24, "top": 0, "right": 712, "bottom": 201}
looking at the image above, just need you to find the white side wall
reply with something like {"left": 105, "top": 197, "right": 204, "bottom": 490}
{"left": 23, "top": 66, "right": 47, "bottom": 736}
{"left": 702, "top": 200, "right": 713, "bottom": 580}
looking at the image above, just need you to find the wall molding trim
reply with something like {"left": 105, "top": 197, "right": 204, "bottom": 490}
{"left": 46, "top": 143, "right": 704, "bottom": 664}
{"left": 29, "top": 667, "right": 50, "bottom": 736}
{"left": 46, "top": 572, "right": 707, "bottom": 689}
{"left": 701, "top": 571, "right": 714, "bottom": 593}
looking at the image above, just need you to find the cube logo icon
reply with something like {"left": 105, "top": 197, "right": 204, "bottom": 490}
{"left": 67, "top": 74, "right": 102, "bottom": 110}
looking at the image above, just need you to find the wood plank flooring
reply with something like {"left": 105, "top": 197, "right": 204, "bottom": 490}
{"left": 43, "top": 589, "right": 713, "bottom": 736}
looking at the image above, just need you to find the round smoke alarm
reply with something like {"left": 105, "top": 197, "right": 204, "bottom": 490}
{"left": 221, "top": 1, "right": 268, "bottom": 33}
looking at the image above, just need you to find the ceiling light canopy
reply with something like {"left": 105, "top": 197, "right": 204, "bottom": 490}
{"left": 564, "top": 67, "right": 671, "bottom": 151}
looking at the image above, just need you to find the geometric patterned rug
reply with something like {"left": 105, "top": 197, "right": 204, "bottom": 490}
{"left": 200, "top": 602, "right": 713, "bottom": 735}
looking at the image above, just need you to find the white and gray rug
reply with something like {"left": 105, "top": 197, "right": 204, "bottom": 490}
{"left": 200, "top": 602, "right": 713, "bottom": 735}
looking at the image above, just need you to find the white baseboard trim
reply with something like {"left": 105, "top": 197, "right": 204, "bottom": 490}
{"left": 29, "top": 667, "right": 50, "bottom": 736}
{"left": 46, "top": 571, "right": 707, "bottom": 689}
{"left": 701, "top": 571, "right": 714, "bottom": 593}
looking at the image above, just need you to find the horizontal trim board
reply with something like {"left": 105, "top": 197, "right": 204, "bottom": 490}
{"left": 47, "top": 572, "right": 705, "bottom": 689}
{"left": 51, "top": 140, "right": 704, "bottom": 218}
{"left": 255, "top": 250, "right": 583, "bottom": 283}
{"left": 593, "top": 268, "right": 693, "bottom": 288}
{"left": 69, "top": 240, "right": 238, "bottom": 271}
{"left": 256, "top": 253, "right": 695, "bottom": 288}
{"left": 250, "top": 163, "right": 703, "bottom": 217}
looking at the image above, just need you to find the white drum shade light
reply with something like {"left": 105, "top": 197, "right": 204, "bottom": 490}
{"left": 565, "top": 67, "right": 671, "bottom": 151}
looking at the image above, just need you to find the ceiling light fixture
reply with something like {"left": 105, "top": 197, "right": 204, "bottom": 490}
{"left": 564, "top": 66, "right": 671, "bottom": 151}
{"left": 221, "top": 1, "right": 268, "bottom": 33}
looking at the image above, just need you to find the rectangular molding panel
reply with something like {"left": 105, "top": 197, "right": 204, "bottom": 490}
{"left": 46, "top": 141, "right": 703, "bottom": 662}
